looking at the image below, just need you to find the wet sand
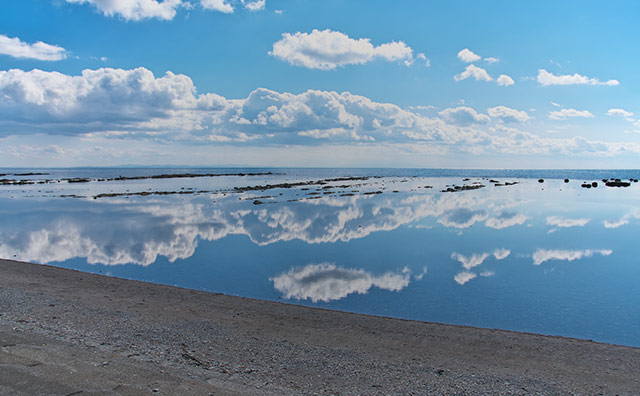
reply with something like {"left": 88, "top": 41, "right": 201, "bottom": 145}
{"left": 1, "top": 258, "right": 639, "bottom": 395}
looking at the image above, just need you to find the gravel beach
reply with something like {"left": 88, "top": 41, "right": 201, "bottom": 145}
{"left": 1, "top": 258, "right": 638, "bottom": 395}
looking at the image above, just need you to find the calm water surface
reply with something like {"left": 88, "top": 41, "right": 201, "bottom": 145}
{"left": 1, "top": 168, "right": 639, "bottom": 347}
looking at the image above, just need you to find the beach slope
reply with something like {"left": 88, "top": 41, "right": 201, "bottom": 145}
{"left": 0, "top": 259, "right": 638, "bottom": 395}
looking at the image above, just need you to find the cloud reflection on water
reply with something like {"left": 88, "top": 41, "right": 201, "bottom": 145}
{"left": 532, "top": 249, "right": 613, "bottom": 265}
{"left": 270, "top": 263, "right": 412, "bottom": 302}
{"left": 0, "top": 187, "right": 529, "bottom": 265}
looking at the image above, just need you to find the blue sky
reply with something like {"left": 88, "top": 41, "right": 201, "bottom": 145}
{"left": 1, "top": 0, "right": 639, "bottom": 168}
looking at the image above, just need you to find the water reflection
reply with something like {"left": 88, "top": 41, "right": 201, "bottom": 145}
{"left": 0, "top": 185, "right": 531, "bottom": 265}
{"left": 485, "top": 211, "right": 528, "bottom": 229}
{"left": 270, "top": 263, "right": 415, "bottom": 302}
{"left": 1, "top": 174, "right": 639, "bottom": 346}
{"left": 532, "top": 249, "right": 613, "bottom": 265}
{"left": 437, "top": 208, "right": 488, "bottom": 229}
{"left": 451, "top": 252, "right": 489, "bottom": 269}
{"left": 546, "top": 216, "right": 590, "bottom": 228}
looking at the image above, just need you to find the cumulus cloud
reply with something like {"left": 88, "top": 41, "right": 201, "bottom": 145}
{"left": 270, "top": 263, "right": 411, "bottom": 302}
{"left": 532, "top": 249, "right": 612, "bottom": 265}
{"left": 457, "top": 48, "right": 481, "bottom": 63}
{"left": 451, "top": 252, "right": 489, "bottom": 269}
{"left": 607, "top": 108, "right": 634, "bottom": 121}
{"left": 484, "top": 57, "right": 499, "bottom": 64}
{"left": 243, "top": 0, "right": 265, "bottom": 11}
{"left": 487, "top": 106, "right": 531, "bottom": 123}
{"left": 493, "top": 248, "right": 510, "bottom": 260}
{"left": 65, "top": 0, "right": 185, "bottom": 21}
{"left": 496, "top": 74, "right": 514, "bottom": 86}
{"left": 537, "top": 69, "right": 619, "bottom": 86}
{"left": 269, "top": 29, "right": 417, "bottom": 70}
{"left": 454, "top": 64, "right": 492, "bottom": 82}
{"left": 0, "top": 34, "right": 67, "bottom": 61}
{"left": 546, "top": 216, "right": 590, "bottom": 228}
{"left": 454, "top": 271, "right": 477, "bottom": 285}
{"left": 201, "top": 0, "right": 234, "bottom": 13}
{"left": 2, "top": 67, "right": 639, "bottom": 158}
{"left": 417, "top": 53, "right": 430, "bottom": 67}
{"left": 439, "top": 106, "right": 490, "bottom": 126}
{"left": 548, "top": 108, "right": 594, "bottom": 120}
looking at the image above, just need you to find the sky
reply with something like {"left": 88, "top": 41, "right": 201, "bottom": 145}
{"left": 1, "top": 0, "right": 639, "bottom": 168}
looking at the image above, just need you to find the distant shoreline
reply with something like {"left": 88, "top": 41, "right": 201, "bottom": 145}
{"left": 1, "top": 258, "right": 638, "bottom": 395}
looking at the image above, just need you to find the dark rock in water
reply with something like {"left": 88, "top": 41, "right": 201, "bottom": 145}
{"left": 489, "top": 179, "right": 500, "bottom": 183}
{"left": 581, "top": 183, "right": 592, "bottom": 189}
{"left": 564, "top": 179, "right": 569, "bottom": 183}
{"left": 392, "top": 190, "right": 399, "bottom": 193}
{"left": 605, "top": 180, "right": 631, "bottom": 187}
{"left": 442, "top": 184, "right": 485, "bottom": 193}
{"left": 633, "top": 179, "right": 639, "bottom": 183}
{"left": 63, "top": 178, "right": 91, "bottom": 183}
{"left": 602, "top": 179, "right": 608, "bottom": 183}
{"left": 591, "top": 182, "right": 598, "bottom": 188}
{"left": 253, "top": 200, "right": 264, "bottom": 205}
{"left": 463, "top": 178, "right": 471, "bottom": 181}
{"left": 538, "top": 179, "right": 544, "bottom": 183}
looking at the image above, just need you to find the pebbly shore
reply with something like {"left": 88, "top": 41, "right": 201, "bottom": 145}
{"left": 1, "top": 259, "right": 639, "bottom": 395}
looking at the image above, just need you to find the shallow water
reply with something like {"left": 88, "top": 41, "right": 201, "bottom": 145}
{"left": 1, "top": 168, "right": 639, "bottom": 347}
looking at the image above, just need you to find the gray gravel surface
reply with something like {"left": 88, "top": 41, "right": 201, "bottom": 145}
{"left": 1, "top": 259, "right": 639, "bottom": 395}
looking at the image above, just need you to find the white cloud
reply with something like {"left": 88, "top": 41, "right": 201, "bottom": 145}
{"left": 242, "top": 0, "right": 264, "bottom": 11}
{"left": 457, "top": 48, "right": 480, "bottom": 63}
{"left": 439, "top": 106, "right": 490, "bottom": 126}
{"left": 417, "top": 53, "right": 430, "bottom": 67}
{"left": 548, "top": 108, "right": 594, "bottom": 120}
{"left": 537, "top": 69, "right": 620, "bottom": 86}
{"left": 0, "top": 34, "right": 67, "bottom": 61}
{"left": 546, "top": 216, "right": 590, "bottom": 228}
{"left": 270, "top": 263, "right": 411, "bottom": 302}
{"left": 454, "top": 271, "right": 477, "bottom": 285}
{"left": 493, "top": 248, "right": 510, "bottom": 260}
{"left": 484, "top": 57, "right": 499, "bottom": 64}
{"left": 454, "top": 64, "right": 492, "bottom": 82}
{"left": 201, "top": 0, "right": 234, "bottom": 12}
{"left": 2, "top": 67, "right": 640, "bottom": 159}
{"left": 274, "top": 9, "right": 283, "bottom": 15}
{"left": 65, "top": 0, "right": 184, "bottom": 21}
{"left": 487, "top": 106, "right": 531, "bottom": 123}
{"left": 496, "top": 74, "right": 514, "bottom": 86}
{"left": 451, "top": 252, "right": 489, "bottom": 270}
{"left": 269, "top": 29, "right": 416, "bottom": 70}
{"left": 607, "top": 108, "right": 634, "bottom": 121}
{"left": 532, "top": 249, "right": 612, "bottom": 265}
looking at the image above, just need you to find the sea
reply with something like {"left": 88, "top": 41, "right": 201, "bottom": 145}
{"left": 1, "top": 167, "right": 639, "bottom": 347}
